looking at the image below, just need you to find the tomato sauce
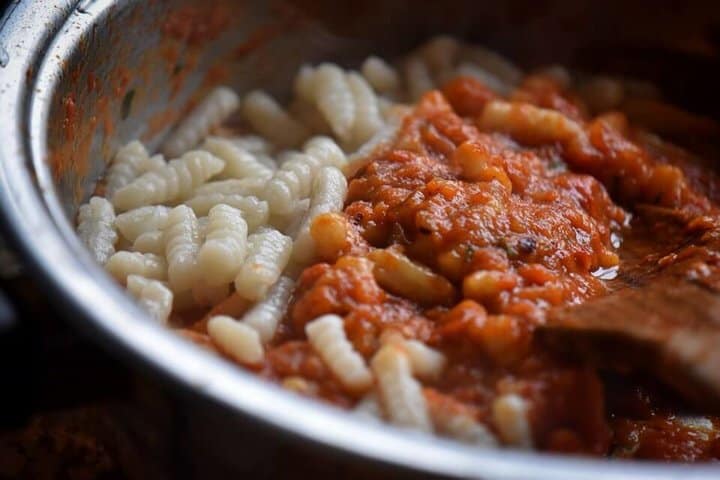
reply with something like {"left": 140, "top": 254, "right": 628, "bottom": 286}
{"left": 253, "top": 75, "right": 720, "bottom": 459}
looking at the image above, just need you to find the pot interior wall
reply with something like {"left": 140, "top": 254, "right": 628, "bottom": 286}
{"left": 43, "top": 0, "right": 720, "bottom": 218}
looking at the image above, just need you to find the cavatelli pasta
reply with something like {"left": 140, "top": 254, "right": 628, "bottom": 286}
{"left": 105, "top": 141, "right": 166, "bottom": 196}
{"left": 347, "top": 72, "right": 384, "bottom": 147}
{"left": 403, "top": 57, "right": 435, "bottom": 101}
{"left": 361, "top": 56, "right": 399, "bottom": 94}
{"left": 132, "top": 230, "right": 165, "bottom": 254}
{"left": 425, "top": 392, "right": 498, "bottom": 446}
{"left": 197, "top": 204, "right": 248, "bottom": 286}
{"left": 310, "top": 64, "right": 356, "bottom": 142}
{"left": 164, "top": 205, "right": 200, "bottom": 292}
{"left": 113, "top": 151, "right": 225, "bottom": 212}
{"left": 115, "top": 205, "right": 170, "bottom": 242}
{"left": 207, "top": 315, "right": 264, "bottom": 365}
{"left": 241, "top": 275, "right": 294, "bottom": 342}
{"left": 228, "top": 134, "right": 273, "bottom": 155}
{"left": 192, "top": 177, "right": 268, "bottom": 198}
{"left": 459, "top": 44, "right": 523, "bottom": 86}
{"left": 234, "top": 227, "right": 292, "bottom": 301}
{"left": 77, "top": 196, "right": 118, "bottom": 265}
{"left": 242, "top": 90, "right": 310, "bottom": 148}
{"left": 453, "top": 62, "right": 510, "bottom": 95}
{"left": 202, "top": 137, "right": 274, "bottom": 180}
{"left": 185, "top": 194, "right": 269, "bottom": 229}
{"left": 371, "top": 344, "right": 432, "bottom": 432}
{"left": 305, "top": 314, "right": 373, "bottom": 393}
{"left": 126, "top": 274, "right": 173, "bottom": 323}
{"left": 292, "top": 166, "right": 347, "bottom": 264}
{"left": 491, "top": 394, "right": 533, "bottom": 449}
{"left": 263, "top": 137, "right": 345, "bottom": 216}
{"left": 162, "top": 86, "right": 240, "bottom": 158}
{"left": 380, "top": 330, "right": 446, "bottom": 381}
{"left": 106, "top": 251, "right": 167, "bottom": 283}
{"left": 354, "top": 392, "right": 384, "bottom": 421}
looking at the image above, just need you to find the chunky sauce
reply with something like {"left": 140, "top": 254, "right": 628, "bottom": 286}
{"left": 252, "top": 74, "right": 720, "bottom": 459}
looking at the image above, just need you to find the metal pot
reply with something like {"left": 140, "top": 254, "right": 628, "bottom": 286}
{"left": 1, "top": 1, "right": 720, "bottom": 478}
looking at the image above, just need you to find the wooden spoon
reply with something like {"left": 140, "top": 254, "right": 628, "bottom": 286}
{"left": 539, "top": 269, "right": 720, "bottom": 411}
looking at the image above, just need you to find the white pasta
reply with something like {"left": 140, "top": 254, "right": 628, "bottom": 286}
{"left": 453, "top": 62, "right": 510, "bottom": 95}
{"left": 419, "top": 35, "right": 460, "bottom": 79}
{"left": 380, "top": 331, "right": 446, "bottom": 381}
{"left": 288, "top": 98, "right": 334, "bottom": 136}
{"left": 310, "top": 64, "right": 356, "bottom": 142}
{"left": 460, "top": 44, "right": 523, "bottom": 86}
{"left": 105, "top": 251, "right": 167, "bottom": 283}
{"left": 361, "top": 56, "right": 399, "bottom": 94}
{"left": 306, "top": 314, "right": 373, "bottom": 393}
{"left": 207, "top": 315, "right": 264, "bottom": 365}
{"left": 294, "top": 64, "right": 317, "bottom": 103}
{"left": 193, "top": 177, "right": 268, "bottom": 197}
{"left": 126, "top": 274, "right": 173, "bottom": 323}
{"left": 162, "top": 86, "right": 240, "bottom": 158}
{"left": 292, "top": 166, "right": 347, "bottom": 264}
{"left": 228, "top": 134, "right": 273, "bottom": 155}
{"left": 404, "top": 57, "right": 435, "bottom": 101}
{"left": 242, "top": 90, "right": 310, "bottom": 148}
{"left": 77, "top": 196, "right": 117, "bottom": 265}
{"left": 426, "top": 397, "right": 498, "bottom": 446}
{"left": 112, "top": 150, "right": 225, "bottom": 212}
{"left": 241, "top": 276, "right": 294, "bottom": 342}
{"left": 491, "top": 394, "right": 533, "bottom": 449}
{"left": 202, "top": 137, "right": 274, "bottom": 180}
{"left": 197, "top": 204, "right": 248, "bottom": 286}
{"left": 263, "top": 136, "right": 346, "bottom": 216}
{"left": 354, "top": 392, "right": 384, "bottom": 422}
{"left": 185, "top": 194, "right": 269, "bottom": 229}
{"left": 371, "top": 344, "right": 432, "bottom": 432}
{"left": 347, "top": 72, "right": 384, "bottom": 147}
{"left": 115, "top": 205, "right": 170, "bottom": 242}
{"left": 132, "top": 230, "right": 165, "bottom": 254}
{"left": 234, "top": 227, "right": 292, "bottom": 301}
{"left": 105, "top": 141, "right": 166, "bottom": 196}
{"left": 271, "top": 198, "right": 310, "bottom": 236}
{"left": 164, "top": 205, "right": 200, "bottom": 292}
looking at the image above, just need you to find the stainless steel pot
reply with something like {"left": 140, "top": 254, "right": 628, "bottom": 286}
{"left": 2, "top": 1, "right": 720, "bottom": 478}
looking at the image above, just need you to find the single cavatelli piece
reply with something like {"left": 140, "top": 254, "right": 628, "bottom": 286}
{"left": 193, "top": 177, "right": 268, "bottom": 198}
{"left": 403, "top": 57, "right": 435, "bottom": 101}
{"left": 228, "top": 134, "right": 273, "bottom": 155}
{"left": 306, "top": 314, "right": 373, "bottom": 393}
{"left": 105, "top": 141, "right": 166, "bottom": 196}
{"left": 347, "top": 72, "right": 384, "bottom": 148}
{"left": 112, "top": 150, "right": 225, "bottom": 212}
{"left": 162, "top": 86, "right": 240, "bottom": 158}
{"left": 371, "top": 344, "right": 432, "bottom": 432}
{"left": 202, "top": 137, "right": 274, "bottom": 180}
{"left": 380, "top": 330, "right": 447, "bottom": 381}
{"left": 185, "top": 194, "right": 269, "bottom": 230}
{"left": 207, "top": 315, "right": 264, "bottom": 364}
{"left": 241, "top": 276, "right": 294, "bottom": 343}
{"left": 115, "top": 205, "right": 171, "bottom": 242}
{"left": 361, "top": 56, "right": 400, "bottom": 94}
{"left": 234, "top": 227, "right": 292, "bottom": 301}
{"left": 308, "top": 64, "right": 356, "bottom": 142}
{"left": 126, "top": 274, "right": 173, "bottom": 323}
{"left": 492, "top": 394, "right": 533, "bottom": 449}
{"left": 197, "top": 204, "right": 248, "bottom": 286}
{"left": 105, "top": 251, "right": 167, "bottom": 283}
{"left": 292, "top": 166, "right": 347, "bottom": 264}
{"left": 164, "top": 205, "right": 200, "bottom": 292}
{"left": 77, "top": 196, "right": 118, "bottom": 265}
{"left": 242, "top": 90, "right": 310, "bottom": 148}
{"left": 132, "top": 230, "right": 165, "bottom": 255}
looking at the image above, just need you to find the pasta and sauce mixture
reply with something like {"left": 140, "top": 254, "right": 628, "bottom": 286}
{"left": 77, "top": 37, "right": 720, "bottom": 460}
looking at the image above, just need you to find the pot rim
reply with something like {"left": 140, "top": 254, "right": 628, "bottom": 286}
{"left": 1, "top": 1, "right": 718, "bottom": 478}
